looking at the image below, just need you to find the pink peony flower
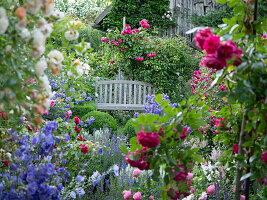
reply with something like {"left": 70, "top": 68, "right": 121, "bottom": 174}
{"left": 122, "top": 190, "right": 132, "bottom": 200}
{"left": 194, "top": 28, "right": 212, "bottom": 50}
{"left": 149, "top": 196, "right": 154, "bottom": 199}
{"left": 261, "top": 151, "right": 267, "bottom": 165}
{"left": 203, "top": 54, "right": 226, "bottom": 70}
{"left": 216, "top": 40, "right": 237, "bottom": 60}
{"left": 132, "top": 169, "right": 142, "bottom": 177}
{"left": 207, "top": 185, "right": 215, "bottom": 194}
{"left": 137, "top": 128, "right": 160, "bottom": 148}
{"left": 133, "top": 192, "right": 142, "bottom": 200}
{"left": 232, "top": 144, "right": 239, "bottom": 154}
{"left": 203, "top": 34, "right": 220, "bottom": 54}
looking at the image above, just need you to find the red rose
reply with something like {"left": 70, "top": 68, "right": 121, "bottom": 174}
{"left": 203, "top": 34, "right": 220, "bottom": 54}
{"left": 137, "top": 129, "right": 160, "bottom": 148}
{"left": 194, "top": 28, "right": 213, "bottom": 50}
{"left": 125, "top": 147, "right": 150, "bottom": 170}
{"left": 203, "top": 54, "right": 226, "bottom": 70}
{"left": 26, "top": 124, "right": 33, "bottom": 131}
{"left": 81, "top": 144, "right": 89, "bottom": 154}
{"left": 75, "top": 126, "right": 80, "bottom": 133}
{"left": 232, "top": 144, "right": 239, "bottom": 154}
{"left": 261, "top": 151, "right": 267, "bottom": 165}
{"left": 74, "top": 116, "right": 80, "bottom": 124}
{"left": 216, "top": 41, "right": 237, "bottom": 60}
{"left": 77, "top": 135, "right": 86, "bottom": 141}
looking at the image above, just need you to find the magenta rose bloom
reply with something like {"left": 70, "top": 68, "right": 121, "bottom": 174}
{"left": 137, "top": 130, "right": 160, "bottom": 148}
{"left": 216, "top": 40, "right": 237, "bottom": 60}
{"left": 207, "top": 185, "right": 215, "bottom": 194}
{"left": 232, "top": 144, "right": 239, "bottom": 154}
{"left": 194, "top": 28, "right": 212, "bottom": 50}
{"left": 261, "top": 151, "right": 267, "bottom": 165}
{"left": 203, "top": 54, "right": 226, "bottom": 70}
{"left": 125, "top": 147, "right": 150, "bottom": 170}
{"left": 173, "top": 165, "right": 188, "bottom": 182}
{"left": 203, "top": 34, "right": 220, "bottom": 54}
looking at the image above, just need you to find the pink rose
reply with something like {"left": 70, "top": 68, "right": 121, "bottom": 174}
{"left": 187, "top": 172, "right": 193, "bottom": 181}
{"left": 232, "top": 144, "right": 239, "bottom": 154}
{"left": 241, "top": 195, "right": 245, "bottom": 200}
{"left": 137, "top": 129, "right": 160, "bottom": 148}
{"left": 66, "top": 110, "right": 72, "bottom": 118}
{"left": 207, "top": 185, "right": 215, "bottom": 194}
{"left": 133, "top": 192, "right": 142, "bottom": 200}
{"left": 50, "top": 100, "right": 55, "bottom": 107}
{"left": 122, "top": 190, "right": 132, "bottom": 200}
{"left": 145, "top": 24, "right": 150, "bottom": 29}
{"left": 151, "top": 52, "right": 156, "bottom": 57}
{"left": 215, "top": 118, "right": 224, "bottom": 127}
{"left": 147, "top": 54, "right": 151, "bottom": 58}
{"left": 216, "top": 40, "right": 237, "bottom": 60}
{"left": 43, "top": 110, "right": 49, "bottom": 115}
{"left": 261, "top": 151, "right": 267, "bottom": 165}
{"left": 135, "top": 29, "right": 139, "bottom": 32}
{"left": 132, "top": 169, "right": 142, "bottom": 177}
{"left": 135, "top": 38, "right": 139, "bottom": 41}
{"left": 118, "top": 39, "right": 122, "bottom": 43}
{"left": 203, "top": 34, "right": 220, "bottom": 54}
{"left": 149, "top": 196, "right": 154, "bottom": 199}
{"left": 203, "top": 54, "right": 226, "bottom": 70}
{"left": 194, "top": 28, "right": 212, "bottom": 50}
{"left": 190, "top": 187, "right": 195, "bottom": 193}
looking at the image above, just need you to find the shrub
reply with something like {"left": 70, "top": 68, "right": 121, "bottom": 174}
{"left": 72, "top": 101, "right": 96, "bottom": 118}
{"left": 102, "top": 0, "right": 175, "bottom": 34}
{"left": 123, "top": 118, "right": 136, "bottom": 140}
{"left": 79, "top": 26, "right": 106, "bottom": 52}
{"left": 81, "top": 111, "right": 117, "bottom": 133}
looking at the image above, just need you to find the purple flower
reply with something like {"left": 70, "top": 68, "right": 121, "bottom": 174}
{"left": 27, "top": 182, "right": 38, "bottom": 195}
{"left": 70, "top": 191, "right": 76, "bottom": 199}
{"left": 76, "top": 175, "right": 84, "bottom": 184}
{"left": 99, "top": 147, "right": 103, "bottom": 154}
{"left": 134, "top": 112, "right": 140, "bottom": 118}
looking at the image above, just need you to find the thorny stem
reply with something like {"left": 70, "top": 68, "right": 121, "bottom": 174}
{"left": 234, "top": 109, "right": 249, "bottom": 200}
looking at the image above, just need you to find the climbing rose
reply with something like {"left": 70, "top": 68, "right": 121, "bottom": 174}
{"left": 149, "top": 196, "right": 154, "bottom": 199}
{"left": 261, "top": 151, "right": 267, "bottom": 165}
{"left": 81, "top": 144, "right": 89, "bottom": 154}
{"left": 75, "top": 126, "right": 80, "bottom": 133}
{"left": 125, "top": 147, "right": 150, "bottom": 170}
{"left": 50, "top": 100, "right": 55, "bottom": 107}
{"left": 203, "top": 34, "right": 220, "bottom": 54}
{"left": 203, "top": 54, "right": 226, "bottom": 70}
{"left": 232, "top": 144, "right": 239, "bottom": 154}
{"left": 207, "top": 185, "right": 215, "bottom": 194}
{"left": 216, "top": 40, "right": 237, "bottom": 60}
{"left": 233, "top": 48, "right": 243, "bottom": 66}
{"left": 173, "top": 165, "right": 188, "bottom": 182}
{"left": 74, "top": 116, "right": 80, "bottom": 124}
{"left": 133, "top": 192, "right": 142, "bottom": 200}
{"left": 194, "top": 28, "right": 212, "bottom": 50}
{"left": 122, "top": 190, "right": 132, "bottom": 200}
{"left": 137, "top": 129, "right": 160, "bottom": 148}
{"left": 215, "top": 118, "right": 224, "bottom": 127}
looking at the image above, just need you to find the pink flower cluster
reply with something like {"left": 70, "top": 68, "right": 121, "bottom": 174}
{"left": 137, "top": 127, "right": 160, "bottom": 148}
{"left": 122, "top": 190, "right": 142, "bottom": 200}
{"left": 136, "top": 57, "right": 144, "bottom": 61}
{"left": 101, "top": 37, "right": 108, "bottom": 42}
{"left": 147, "top": 52, "right": 156, "bottom": 58}
{"left": 125, "top": 147, "right": 150, "bottom": 170}
{"left": 140, "top": 19, "right": 150, "bottom": 29}
{"left": 122, "top": 24, "right": 133, "bottom": 35}
{"left": 194, "top": 28, "right": 242, "bottom": 70}
{"left": 132, "top": 169, "right": 142, "bottom": 178}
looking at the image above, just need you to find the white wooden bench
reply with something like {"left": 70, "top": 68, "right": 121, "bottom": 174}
{"left": 95, "top": 80, "right": 156, "bottom": 110}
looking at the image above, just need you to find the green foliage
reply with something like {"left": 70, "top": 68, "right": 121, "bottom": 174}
{"left": 81, "top": 111, "right": 117, "bottom": 133}
{"left": 190, "top": 6, "right": 233, "bottom": 27}
{"left": 72, "top": 101, "right": 96, "bottom": 118}
{"left": 79, "top": 25, "right": 106, "bottom": 52}
{"left": 102, "top": 0, "right": 175, "bottom": 33}
{"left": 123, "top": 118, "right": 136, "bottom": 139}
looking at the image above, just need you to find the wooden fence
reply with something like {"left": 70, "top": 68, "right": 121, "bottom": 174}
{"left": 168, "top": 0, "right": 225, "bottom": 45}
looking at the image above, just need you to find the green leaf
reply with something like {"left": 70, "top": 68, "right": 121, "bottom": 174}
{"left": 120, "top": 143, "right": 128, "bottom": 154}
{"left": 192, "top": 153, "right": 203, "bottom": 163}
{"left": 155, "top": 94, "right": 163, "bottom": 103}
{"left": 240, "top": 172, "right": 252, "bottom": 181}
{"left": 249, "top": 155, "right": 257, "bottom": 163}
{"left": 209, "top": 69, "right": 224, "bottom": 89}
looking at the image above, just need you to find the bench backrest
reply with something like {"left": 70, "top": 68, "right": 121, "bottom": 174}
{"left": 95, "top": 80, "right": 156, "bottom": 110}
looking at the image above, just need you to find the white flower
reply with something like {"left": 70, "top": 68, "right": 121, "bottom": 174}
{"left": 0, "top": 7, "right": 9, "bottom": 34}
{"left": 26, "top": 0, "right": 42, "bottom": 14}
{"left": 35, "top": 59, "right": 47, "bottom": 77}
{"left": 40, "top": 75, "right": 52, "bottom": 100}
{"left": 162, "top": 16, "right": 165, "bottom": 19}
{"left": 41, "top": 24, "right": 53, "bottom": 37}
{"left": 199, "top": 192, "right": 207, "bottom": 200}
{"left": 182, "top": 194, "right": 194, "bottom": 200}
{"left": 20, "top": 28, "right": 31, "bottom": 42}
{"left": 64, "top": 30, "right": 79, "bottom": 41}
{"left": 43, "top": 0, "right": 54, "bottom": 17}
{"left": 47, "top": 50, "right": 64, "bottom": 74}
{"left": 33, "top": 45, "right": 45, "bottom": 58}
{"left": 32, "top": 29, "right": 45, "bottom": 47}
{"left": 82, "top": 63, "right": 91, "bottom": 75}
{"left": 76, "top": 65, "right": 83, "bottom": 77}
{"left": 53, "top": 9, "right": 65, "bottom": 19}
{"left": 169, "top": 17, "right": 173, "bottom": 21}
{"left": 166, "top": 14, "right": 170, "bottom": 19}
